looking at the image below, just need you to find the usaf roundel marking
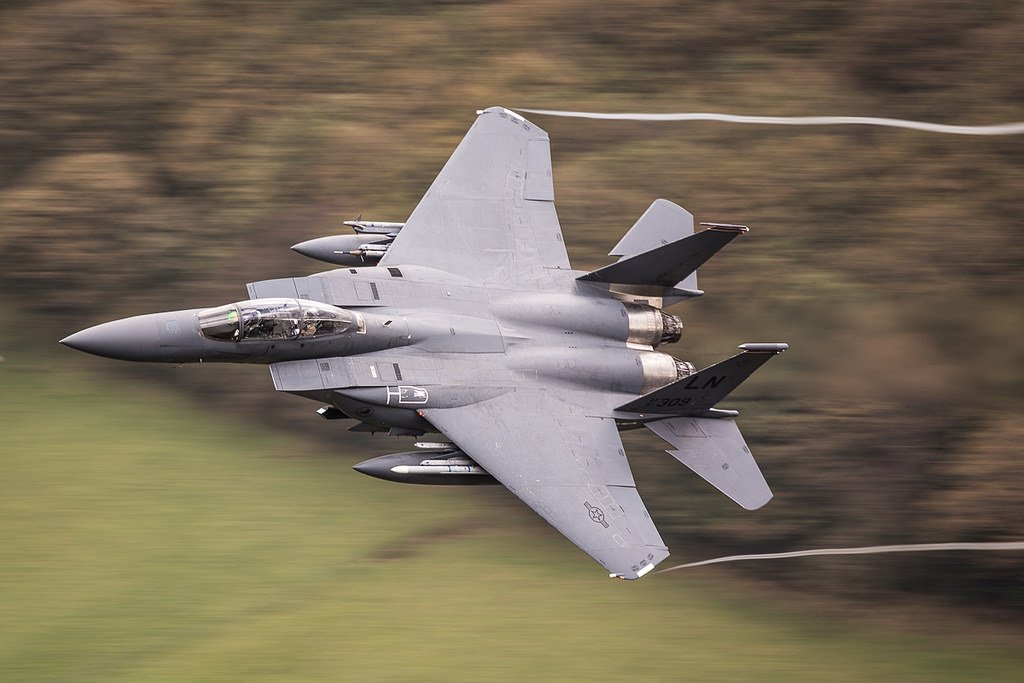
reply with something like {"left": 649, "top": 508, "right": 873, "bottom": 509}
{"left": 584, "top": 501, "right": 609, "bottom": 528}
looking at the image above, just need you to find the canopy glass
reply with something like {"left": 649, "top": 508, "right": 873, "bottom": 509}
{"left": 197, "top": 299, "right": 353, "bottom": 342}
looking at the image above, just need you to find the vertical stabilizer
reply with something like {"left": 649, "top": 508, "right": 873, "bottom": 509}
{"left": 610, "top": 198, "right": 694, "bottom": 259}
{"left": 616, "top": 343, "right": 788, "bottom": 415}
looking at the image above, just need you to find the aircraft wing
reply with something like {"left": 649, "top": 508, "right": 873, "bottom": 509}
{"left": 422, "top": 390, "right": 669, "bottom": 579}
{"left": 379, "top": 107, "right": 570, "bottom": 286}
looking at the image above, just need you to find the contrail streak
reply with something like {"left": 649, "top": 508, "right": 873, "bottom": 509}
{"left": 516, "top": 109, "right": 1024, "bottom": 136}
{"left": 656, "top": 541, "right": 1024, "bottom": 574}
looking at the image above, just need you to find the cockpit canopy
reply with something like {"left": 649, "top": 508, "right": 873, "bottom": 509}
{"left": 198, "top": 299, "right": 354, "bottom": 342}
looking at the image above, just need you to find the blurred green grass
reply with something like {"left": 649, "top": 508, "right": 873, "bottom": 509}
{"left": 2, "top": 346, "right": 1023, "bottom": 681}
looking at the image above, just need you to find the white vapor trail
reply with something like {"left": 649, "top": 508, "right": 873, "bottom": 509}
{"left": 516, "top": 109, "right": 1024, "bottom": 136}
{"left": 656, "top": 541, "right": 1024, "bottom": 573}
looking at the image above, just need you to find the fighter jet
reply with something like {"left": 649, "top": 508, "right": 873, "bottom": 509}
{"left": 61, "top": 107, "right": 787, "bottom": 580}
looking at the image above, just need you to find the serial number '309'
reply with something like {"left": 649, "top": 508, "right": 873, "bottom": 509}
{"left": 649, "top": 397, "right": 691, "bottom": 408}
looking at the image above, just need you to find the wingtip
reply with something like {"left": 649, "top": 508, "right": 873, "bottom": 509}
{"left": 476, "top": 106, "right": 526, "bottom": 123}
{"left": 738, "top": 342, "right": 789, "bottom": 353}
{"left": 608, "top": 560, "right": 659, "bottom": 580}
{"left": 699, "top": 222, "right": 750, "bottom": 233}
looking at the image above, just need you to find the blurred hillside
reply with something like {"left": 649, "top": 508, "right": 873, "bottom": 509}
{"left": 2, "top": 0, "right": 1022, "bottom": 611}
{"left": 6, "top": 348, "right": 1023, "bottom": 680}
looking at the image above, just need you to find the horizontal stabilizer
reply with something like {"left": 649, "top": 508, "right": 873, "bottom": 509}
{"left": 579, "top": 224, "right": 747, "bottom": 287}
{"left": 646, "top": 418, "right": 772, "bottom": 510}
{"left": 617, "top": 343, "right": 788, "bottom": 415}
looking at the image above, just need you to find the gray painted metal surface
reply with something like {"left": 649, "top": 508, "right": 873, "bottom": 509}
{"left": 610, "top": 198, "right": 694, "bottom": 259}
{"left": 646, "top": 418, "right": 772, "bottom": 510}
{"left": 60, "top": 107, "right": 788, "bottom": 580}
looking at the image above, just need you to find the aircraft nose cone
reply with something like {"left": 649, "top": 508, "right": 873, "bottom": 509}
{"left": 60, "top": 315, "right": 164, "bottom": 361}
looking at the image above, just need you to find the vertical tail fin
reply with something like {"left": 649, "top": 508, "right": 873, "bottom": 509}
{"left": 608, "top": 198, "right": 697, "bottom": 292}
{"left": 616, "top": 343, "right": 789, "bottom": 415}
{"left": 610, "top": 200, "right": 694, "bottom": 254}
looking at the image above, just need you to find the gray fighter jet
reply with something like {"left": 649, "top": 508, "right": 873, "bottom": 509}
{"left": 61, "top": 107, "right": 787, "bottom": 580}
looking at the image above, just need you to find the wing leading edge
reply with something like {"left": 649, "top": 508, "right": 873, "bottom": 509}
{"left": 422, "top": 390, "right": 669, "bottom": 579}
{"left": 380, "top": 107, "right": 570, "bottom": 286}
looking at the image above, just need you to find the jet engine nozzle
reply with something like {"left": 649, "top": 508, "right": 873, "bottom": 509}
{"left": 624, "top": 304, "right": 683, "bottom": 348}
{"left": 660, "top": 311, "right": 683, "bottom": 345}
